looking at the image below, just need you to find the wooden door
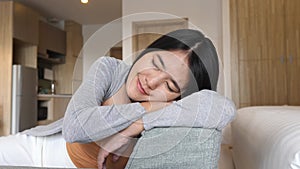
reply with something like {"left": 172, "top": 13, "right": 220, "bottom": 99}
{"left": 264, "top": 0, "right": 287, "bottom": 105}
{"left": 110, "top": 47, "right": 122, "bottom": 60}
{"left": 285, "top": 0, "right": 300, "bottom": 105}
{"left": 132, "top": 18, "right": 188, "bottom": 60}
{"left": 232, "top": 0, "right": 287, "bottom": 107}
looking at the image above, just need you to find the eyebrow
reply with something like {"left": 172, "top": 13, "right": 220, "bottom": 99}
{"left": 155, "top": 54, "right": 180, "bottom": 93}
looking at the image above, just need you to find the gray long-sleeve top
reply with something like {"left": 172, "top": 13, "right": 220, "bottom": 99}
{"left": 23, "top": 57, "right": 236, "bottom": 143}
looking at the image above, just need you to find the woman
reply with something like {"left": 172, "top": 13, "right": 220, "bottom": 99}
{"left": 0, "top": 29, "right": 235, "bottom": 168}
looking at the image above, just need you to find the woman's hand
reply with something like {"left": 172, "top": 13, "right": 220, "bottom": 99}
{"left": 96, "top": 119, "right": 144, "bottom": 169}
{"left": 97, "top": 133, "right": 135, "bottom": 169}
{"left": 140, "top": 101, "right": 172, "bottom": 112}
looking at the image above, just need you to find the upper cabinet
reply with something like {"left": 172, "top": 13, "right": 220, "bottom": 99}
{"left": 13, "top": 2, "right": 39, "bottom": 68}
{"left": 13, "top": 2, "right": 39, "bottom": 45}
{"left": 38, "top": 21, "right": 66, "bottom": 57}
{"left": 14, "top": 2, "right": 66, "bottom": 61}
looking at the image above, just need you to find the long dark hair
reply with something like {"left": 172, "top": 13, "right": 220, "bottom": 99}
{"left": 130, "top": 29, "right": 219, "bottom": 98}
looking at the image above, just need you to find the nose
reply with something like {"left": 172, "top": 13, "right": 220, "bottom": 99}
{"left": 146, "top": 71, "right": 167, "bottom": 90}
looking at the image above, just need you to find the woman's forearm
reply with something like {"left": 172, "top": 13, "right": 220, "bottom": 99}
{"left": 142, "top": 90, "right": 236, "bottom": 130}
{"left": 120, "top": 101, "right": 171, "bottom": 137}
{"left": 121, "top": 119, "right": 144, "bottom": 137}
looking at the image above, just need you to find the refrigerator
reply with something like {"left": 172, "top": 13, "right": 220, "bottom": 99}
{"left": 11, "top": 65, "right": 37, "bottom": 134}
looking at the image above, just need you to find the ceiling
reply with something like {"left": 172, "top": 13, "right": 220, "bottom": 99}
{"left": 15, "top": 0, "right": 122, "bottom": 25}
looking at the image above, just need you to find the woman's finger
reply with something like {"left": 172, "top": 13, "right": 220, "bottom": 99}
{"left": 98, "top": 149, "right": 109, "bottom": 169}
{"left": 112, "top": 154, "right": 120, "bottom": 162}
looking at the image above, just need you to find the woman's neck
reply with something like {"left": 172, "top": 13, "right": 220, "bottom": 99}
{"left": 102, "top": 84, "right": 132, "bottom": 106}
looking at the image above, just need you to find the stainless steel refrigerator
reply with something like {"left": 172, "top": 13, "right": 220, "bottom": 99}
{"left": 11, "top": 65, "right": 37, "bottom": 134}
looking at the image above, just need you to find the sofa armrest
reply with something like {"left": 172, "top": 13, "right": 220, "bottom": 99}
{"left": 125, "top": 128, "right": 222, "bottom": 169}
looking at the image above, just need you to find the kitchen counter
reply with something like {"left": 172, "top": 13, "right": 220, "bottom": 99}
{"left": 37, "top": 94, "right": 72, "bottom": 121}
{"left": 38, "top": 94, "right": 72, "bottom": 100}
{"left": 38, "top": 94, "right": 72, "bottom": 98}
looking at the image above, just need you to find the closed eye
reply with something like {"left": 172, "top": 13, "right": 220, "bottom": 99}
{"left": 152, "top": 57, "right": 160, "bottom": 70}
{"left": 166, "top": 82, "right": 176, "bottom": 93}
{"left": 152, "top": 55, "right": 180, "bottom": 93}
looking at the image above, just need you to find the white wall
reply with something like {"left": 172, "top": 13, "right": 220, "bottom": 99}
{"left": 222, "top": 0, "right": 232, "bottom": 99}
{"left": 122, "top": 0, "right": 229, "bottom": 96}
{"left": 82, "top": 24, "right": 104, "bottom": 44}
{"left": 82, "top": 21, "right": 122, "bottom": 76}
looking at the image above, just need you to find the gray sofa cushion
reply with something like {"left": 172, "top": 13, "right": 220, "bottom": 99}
{"left": 125, "top": 128, "right": 222, "bottom": 169}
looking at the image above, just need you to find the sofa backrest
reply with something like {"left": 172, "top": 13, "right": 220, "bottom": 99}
{"left": 125, "top": 127, "right": 222, "bottom": 169}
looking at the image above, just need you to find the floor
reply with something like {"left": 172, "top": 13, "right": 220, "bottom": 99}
{"left": 218, "top": 144, "right": 235, "bottom": 169}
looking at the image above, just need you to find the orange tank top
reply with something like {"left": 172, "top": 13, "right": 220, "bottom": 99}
{"left": 66, "top": 142, "right": 99, "bottom": 168}
{"left": 66, "top": 142, "right": 132, "bottom": 169}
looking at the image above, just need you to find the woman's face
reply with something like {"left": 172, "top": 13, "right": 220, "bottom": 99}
{"left": 126, "top": 50, "right": 190, "bottom": 102}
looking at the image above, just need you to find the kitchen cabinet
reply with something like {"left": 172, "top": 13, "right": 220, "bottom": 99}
{"left": 13, "top": 2, "right": 39, "bottom": 45}
{"left": 13, "top": 39, "right": 37, "bottom": 68}
{"left": 230, "top": 0, "right": 300, "bottom": 107}
{"left": 38, "top": 21, "right": 66, "bottom": 57}
{"left": 13, "top": 2, "right": 39, "bottom": 68}
{"left": 37, "top": 95, "right": 72, "bottom": 125}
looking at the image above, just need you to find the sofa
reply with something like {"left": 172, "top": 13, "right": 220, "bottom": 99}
{"left": 0, "top": 128, "right": 222, "bottom": 169}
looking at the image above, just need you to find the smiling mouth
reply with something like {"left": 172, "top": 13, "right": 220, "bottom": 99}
{"left": 137, "top": 78, "right": 147, "bottom": 95}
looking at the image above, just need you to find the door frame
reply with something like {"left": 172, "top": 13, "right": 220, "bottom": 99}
{"left": 132, "top": 18, "right": 188, "bottom": 60}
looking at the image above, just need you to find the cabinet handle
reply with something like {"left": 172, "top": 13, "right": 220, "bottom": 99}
{"left": 280, "top": 56, "right": 285, "bottom": 64}
{"left": 289, "top": 55, "right": 293, "bottom": 63}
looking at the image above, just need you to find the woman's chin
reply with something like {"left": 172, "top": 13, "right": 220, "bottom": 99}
{"left": 129, "top": 95, "right": 153, "bottom": 102}
{"left": 127, "top": 94, "right": 145, "bottom": 102}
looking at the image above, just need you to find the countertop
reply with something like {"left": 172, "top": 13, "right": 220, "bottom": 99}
{"left": 38, "top": 94, "right": 72, "bottom": 98}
